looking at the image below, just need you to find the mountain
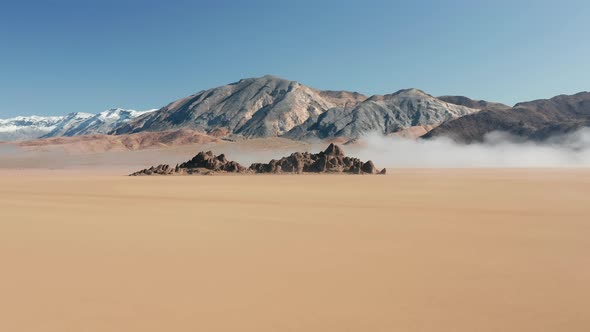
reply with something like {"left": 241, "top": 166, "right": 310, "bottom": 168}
{"left": 437, "top": 96, "right": 511, "bottom": 112}
{"left": 284, "top": 89, "right": 480, "bottom": 139}
{"left": 0, "top": 115, "right": 64, "bottom": 141}
{"left": 46, "top": 108, "right": 156, "bottom": 137}
{"left": 41, "top": 112, "right": 94, "bottom": 138}
{"left": 424, "top": 92, "right": 590, "bottom": 142}
{"left": 4, "top": 76, "right": 588, "bottom": 144}
{"left": 112, "top": 77, "right": 481, "bottom": 140}
{"left": 0, "top": 109, "right": 155, "bottom": 141}
{"left": 112, "top": 75, "right": 367, "bottom": 137}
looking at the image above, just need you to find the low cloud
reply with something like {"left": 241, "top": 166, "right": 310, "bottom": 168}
{"left": 348, "top": 129, "right": 590, "bottom": 168}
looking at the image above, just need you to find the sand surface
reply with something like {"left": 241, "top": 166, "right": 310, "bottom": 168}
{"left": 1, "top": 169, "right": 589, "bottom": 331}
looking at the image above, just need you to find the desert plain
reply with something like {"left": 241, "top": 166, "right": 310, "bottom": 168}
{"left": 1, "top": 141, "right": 590, "bottom": 332}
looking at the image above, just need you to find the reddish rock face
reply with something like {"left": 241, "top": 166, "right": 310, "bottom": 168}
{"left": 130, "top": 144, "right": 385, "bottom": 176}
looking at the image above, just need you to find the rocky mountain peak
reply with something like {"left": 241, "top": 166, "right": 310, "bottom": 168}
{"left": 113, "top": 76, "right": 367, "bottom": 138}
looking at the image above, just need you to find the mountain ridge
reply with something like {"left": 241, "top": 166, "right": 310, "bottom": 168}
{"left": 112, "top": 75, "right": 368, "bottom": 138}
{"left": 284, "top": 88, "right": 480, "bottom": 140}
{"left": 425, "top": 91, "right": 590, "bottom": 142}
{"left": 2, "top": 76, "right": 588, "bottom": 143}
{"left": 0, "top": 108, "right": 155, "bottom": 141}
{"left": 112, "top": 76, "right": 482, "bottom": 139}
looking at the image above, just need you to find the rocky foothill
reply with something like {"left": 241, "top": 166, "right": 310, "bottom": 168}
{"left": 130, "top": 144, "right": 386, "bottom": 176}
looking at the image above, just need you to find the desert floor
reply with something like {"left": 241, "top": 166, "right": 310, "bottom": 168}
{"left": 1, "top": 169, "right": 589, "bottom": 331}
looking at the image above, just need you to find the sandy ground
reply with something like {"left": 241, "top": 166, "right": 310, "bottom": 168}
{"left": 0, "top": 139, "right": 313, "bottom": 173}
{"left": 1, "top": 169, "right": 589, "bottom": 332}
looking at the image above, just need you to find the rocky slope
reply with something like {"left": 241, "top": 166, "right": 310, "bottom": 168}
{"left": 115, "top": 79, "right": 481, "bottom": 140}
{"left": 114, "top": 75, "right": 367, "bottom": 138}
{"left": 130, "top": 143, "right": 384, "bottom": 175}
{"left": 437, "top": 96, "right": 511, "bottom": 112}
{"left": 285, "top": 89, "right": 480, "bottom": 139}
{"left": 424, "top": 91, "right": 590, "bottom": 142}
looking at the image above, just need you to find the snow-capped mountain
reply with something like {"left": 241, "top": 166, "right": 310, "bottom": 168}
{"left": 0, "top": 108, "right": 156, "bottom": 141}
{"left": 41, "top": 112, "right": 94, "bottom": 138}
{"left": 44, "top": 108, "right": 156, "bottom": 137}
{"left": 0, "top": 115, "right": 64, "bottom": 141}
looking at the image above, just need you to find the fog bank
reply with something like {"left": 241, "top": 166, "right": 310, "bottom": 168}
{"left": 347, "top": 129, "right": 590, "bottom": 168}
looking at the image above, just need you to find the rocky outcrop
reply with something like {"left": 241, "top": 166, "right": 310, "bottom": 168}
{"left": 130, "top": 144, "right": 385, "bottom": 176}
{"left": 249, "top": 143, "right": 378, "bottom": 174}
{"left": 177, "top": 151, "right": 245, "bottom": 173}
{"left": 131, "top": 164, "right": 177, "bottom": 176}
{"left": 130, "top": 150, "right": 246, "bottom": 176}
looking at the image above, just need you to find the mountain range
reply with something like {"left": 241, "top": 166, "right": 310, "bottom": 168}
{"left": 112, "top": 76, "right": 484, "bottom": 140}
{"left": 0, "top": 108, "right": 155, "bottom": 141}
{"left": 1, "top": 76, "right": 588, "bottom": 143}
{"left": 0, "top": 115, "right": 64, "bottom": 141}
{"left": 425, "top": 92, "right": 590, "bottom": 142}
{"left": 284, "top": 88, "right": 479, "bottom": 140}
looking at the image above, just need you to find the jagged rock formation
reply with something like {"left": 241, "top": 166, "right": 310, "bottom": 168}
{"left": 114, "top": 75, "right": 367, "bottom": 138}
{"left": 249, "top": 143, "right": 384, "bottom": 174}
{"left": 425, "top": 91, "right": 590, "bottom": 142}
{"left": 130, "top": 150, "right": 246, "bottom": 176}
{"left": 130, "top": 144, "right": 385, "bottom": 176}
{"left": 177, "top": 151, "right": 245, "bottom": 173}
{"left": 284, "top": 88, "right": 480, "bottom": 140}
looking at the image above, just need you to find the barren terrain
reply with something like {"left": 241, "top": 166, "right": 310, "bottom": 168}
{"left": 1, "top": 169, "right": 589, "bottom": 331}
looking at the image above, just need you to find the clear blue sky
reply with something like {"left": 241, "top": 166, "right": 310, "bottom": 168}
{"left": 1, "top": 0, "right": 589, "bottom": 117}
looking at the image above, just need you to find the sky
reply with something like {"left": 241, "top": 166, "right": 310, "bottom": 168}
{"left": 1, "top": 0, "right": 589, "bottom": 117}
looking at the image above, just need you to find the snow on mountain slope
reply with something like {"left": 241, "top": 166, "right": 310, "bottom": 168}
{"left": 41, "top": 112, "right": 94, "bottom": 138}
{"left": 0, "top": 115, "right": 64, "bottom": 141}
{"left": 53, "top": 108, "right": 157, "bottom": 137}
{"left": 0, "top": 108, "right": 155, "bottom": 141}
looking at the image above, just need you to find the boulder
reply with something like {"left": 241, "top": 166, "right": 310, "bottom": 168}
{"left": 361, "top": 161, "right": 377, "bottom": 174}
